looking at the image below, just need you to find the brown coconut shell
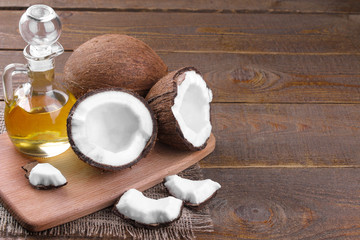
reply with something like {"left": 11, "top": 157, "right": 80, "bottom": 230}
{"left": 145, "top": 67, "right": 210, "bottom": 151}
{"left": 61, "top": 34, "right": 168, "bottom": 98}
{"left": 67, "top": 88, "right": 158, "bottom": 171}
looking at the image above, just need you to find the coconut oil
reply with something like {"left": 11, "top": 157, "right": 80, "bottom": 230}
{"left": 4, "top": 69, "right": 76, "bottom": 157}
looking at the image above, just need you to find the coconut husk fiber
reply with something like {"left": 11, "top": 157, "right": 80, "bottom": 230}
{"left": 0, "top": 107, "right": 214, "bottom": 239}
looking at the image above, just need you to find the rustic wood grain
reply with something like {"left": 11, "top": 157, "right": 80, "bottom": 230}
{"left": 198, "top": 168, "right": 360, "bottom": 239}
{"left": 203, "top": 103, "right": 360, "bottom": 168}
{"left": 1, "top": 1, "right": 360, "bottom": 239}
{"left": 0, "top": 0, "right": 359, "bottom": 14}
{"left": 0, "top": 11, "right": 360, "bottom": 54}
{"left": 2, "top": 51, "right": 360, "bottom": 103}
{"left": 162, "top": 52, "right": 360, "bottom": 104}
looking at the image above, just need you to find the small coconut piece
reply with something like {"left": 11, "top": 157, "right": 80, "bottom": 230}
{"left": 114, "top": 189, "right": 183, "bottom": 227}
{"left": 61, "top": 34, "right": 168, "bottom": 98}
{"left": 145, "top": 67, "right": 212, "bottom": 151}
{"left": 67, "top": 88, "right": 157, "bottom": 171}
{"left": 164, "top": 175, "right": 221, "bottom": 207}
{"left": 22, "top": 162, "right": 67, "bottom": 190}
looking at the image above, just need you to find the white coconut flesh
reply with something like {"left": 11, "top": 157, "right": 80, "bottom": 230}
{"left": 115, "top": 189, "right": 183, "bottom": 225}
{"left": 164, "top": 175, "right": 221, "bottom": 205}
{"left": 69, "top": 91, "right": 153, "bottom": 167}
{"left": 171, "top": 70, "right": 213, "bottom": 147}
{"left": 29, "top": 163, "right": 67, "bottom": 187}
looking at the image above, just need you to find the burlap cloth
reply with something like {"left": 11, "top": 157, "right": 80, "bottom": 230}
{"left": 0, "top": 108, "right": 214, "bottom": 239}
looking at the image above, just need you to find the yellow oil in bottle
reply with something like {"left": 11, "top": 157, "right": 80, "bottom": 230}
{"left": 4, "top": 69, "right": 77, "bottom": 157}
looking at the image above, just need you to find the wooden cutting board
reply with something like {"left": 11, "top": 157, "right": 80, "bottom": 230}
{"left": 0, "top": 133, "right": 215, "bottom": 232}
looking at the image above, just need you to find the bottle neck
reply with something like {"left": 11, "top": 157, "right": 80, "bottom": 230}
{"left": 23, "top": 43, "right": 62, "bottom": 94}
{"left": 28, "top": 67, "right": 55, "bottom": 93}
{"left": 27, "top": 58, "right": 54, "bottom": 72}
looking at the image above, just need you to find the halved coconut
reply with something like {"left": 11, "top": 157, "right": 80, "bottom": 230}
{"left": 145, "top": 67, "right": 212, "bottom": 151}
{"left": 67, "top": 88, "right": 157, "bottom": 171}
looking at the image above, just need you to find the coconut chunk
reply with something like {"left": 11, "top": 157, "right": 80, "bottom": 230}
{"left": 164, "top": 175, "right": 221, "bottom": 207}
{"left": 146, "top": 67, "right": 212, "bottom": 151}
{"left": 67, "top": 88, "right": 157, "bottom": 171}
{"left": 114, "top": 189, "right": 183, "bottom": 227}
{"left": 22, "top": 162, "right": 67, "bottom": 190}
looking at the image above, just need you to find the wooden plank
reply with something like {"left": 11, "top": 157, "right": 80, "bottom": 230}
{"left": 0, "top": 11, "right": 360, "bottom": 54}
{"left": 201, "top": 103, "right": 360, "bottom": 168}
{"left": 162, "top": 52, "right": 360, "bottom": 104}
{"left": 197, "top": 168, "right": 360, "bottom": 239}
{"left": 1, "top": 51, "right": 360, "bottom": 103}
{"left": 0, "top": 132, "right": 215, "bottom": 231}
{"left": 0, "top": 0, "right": 360, "bottom": 14}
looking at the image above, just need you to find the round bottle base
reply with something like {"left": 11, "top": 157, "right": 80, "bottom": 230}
{"left": 11, "top": 138, "right": 70, "bottom": 158}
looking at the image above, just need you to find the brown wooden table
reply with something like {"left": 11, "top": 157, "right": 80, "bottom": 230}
{"left": 1, "top": 1, "right": 360, "bottom": 239}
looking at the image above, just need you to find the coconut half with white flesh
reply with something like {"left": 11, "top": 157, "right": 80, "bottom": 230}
{"left": 114, "top": 189, "right": 183, "bottom": 227}
{"left": 145, "top": 67, "right": 212, "bottom": 151}
{"left": 67, "top": 88, "right": 157, "bottom": 171}
{"left": 164, "top": 175, "right": 221, "bottom": 207}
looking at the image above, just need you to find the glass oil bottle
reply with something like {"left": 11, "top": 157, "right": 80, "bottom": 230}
{"left": 2, "top": 5, "right": 76, "bottom": 157}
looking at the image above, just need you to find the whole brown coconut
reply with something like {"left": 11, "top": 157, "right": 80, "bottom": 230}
{"left": 61, "top": 34, "right": 168, "bottom": 98}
